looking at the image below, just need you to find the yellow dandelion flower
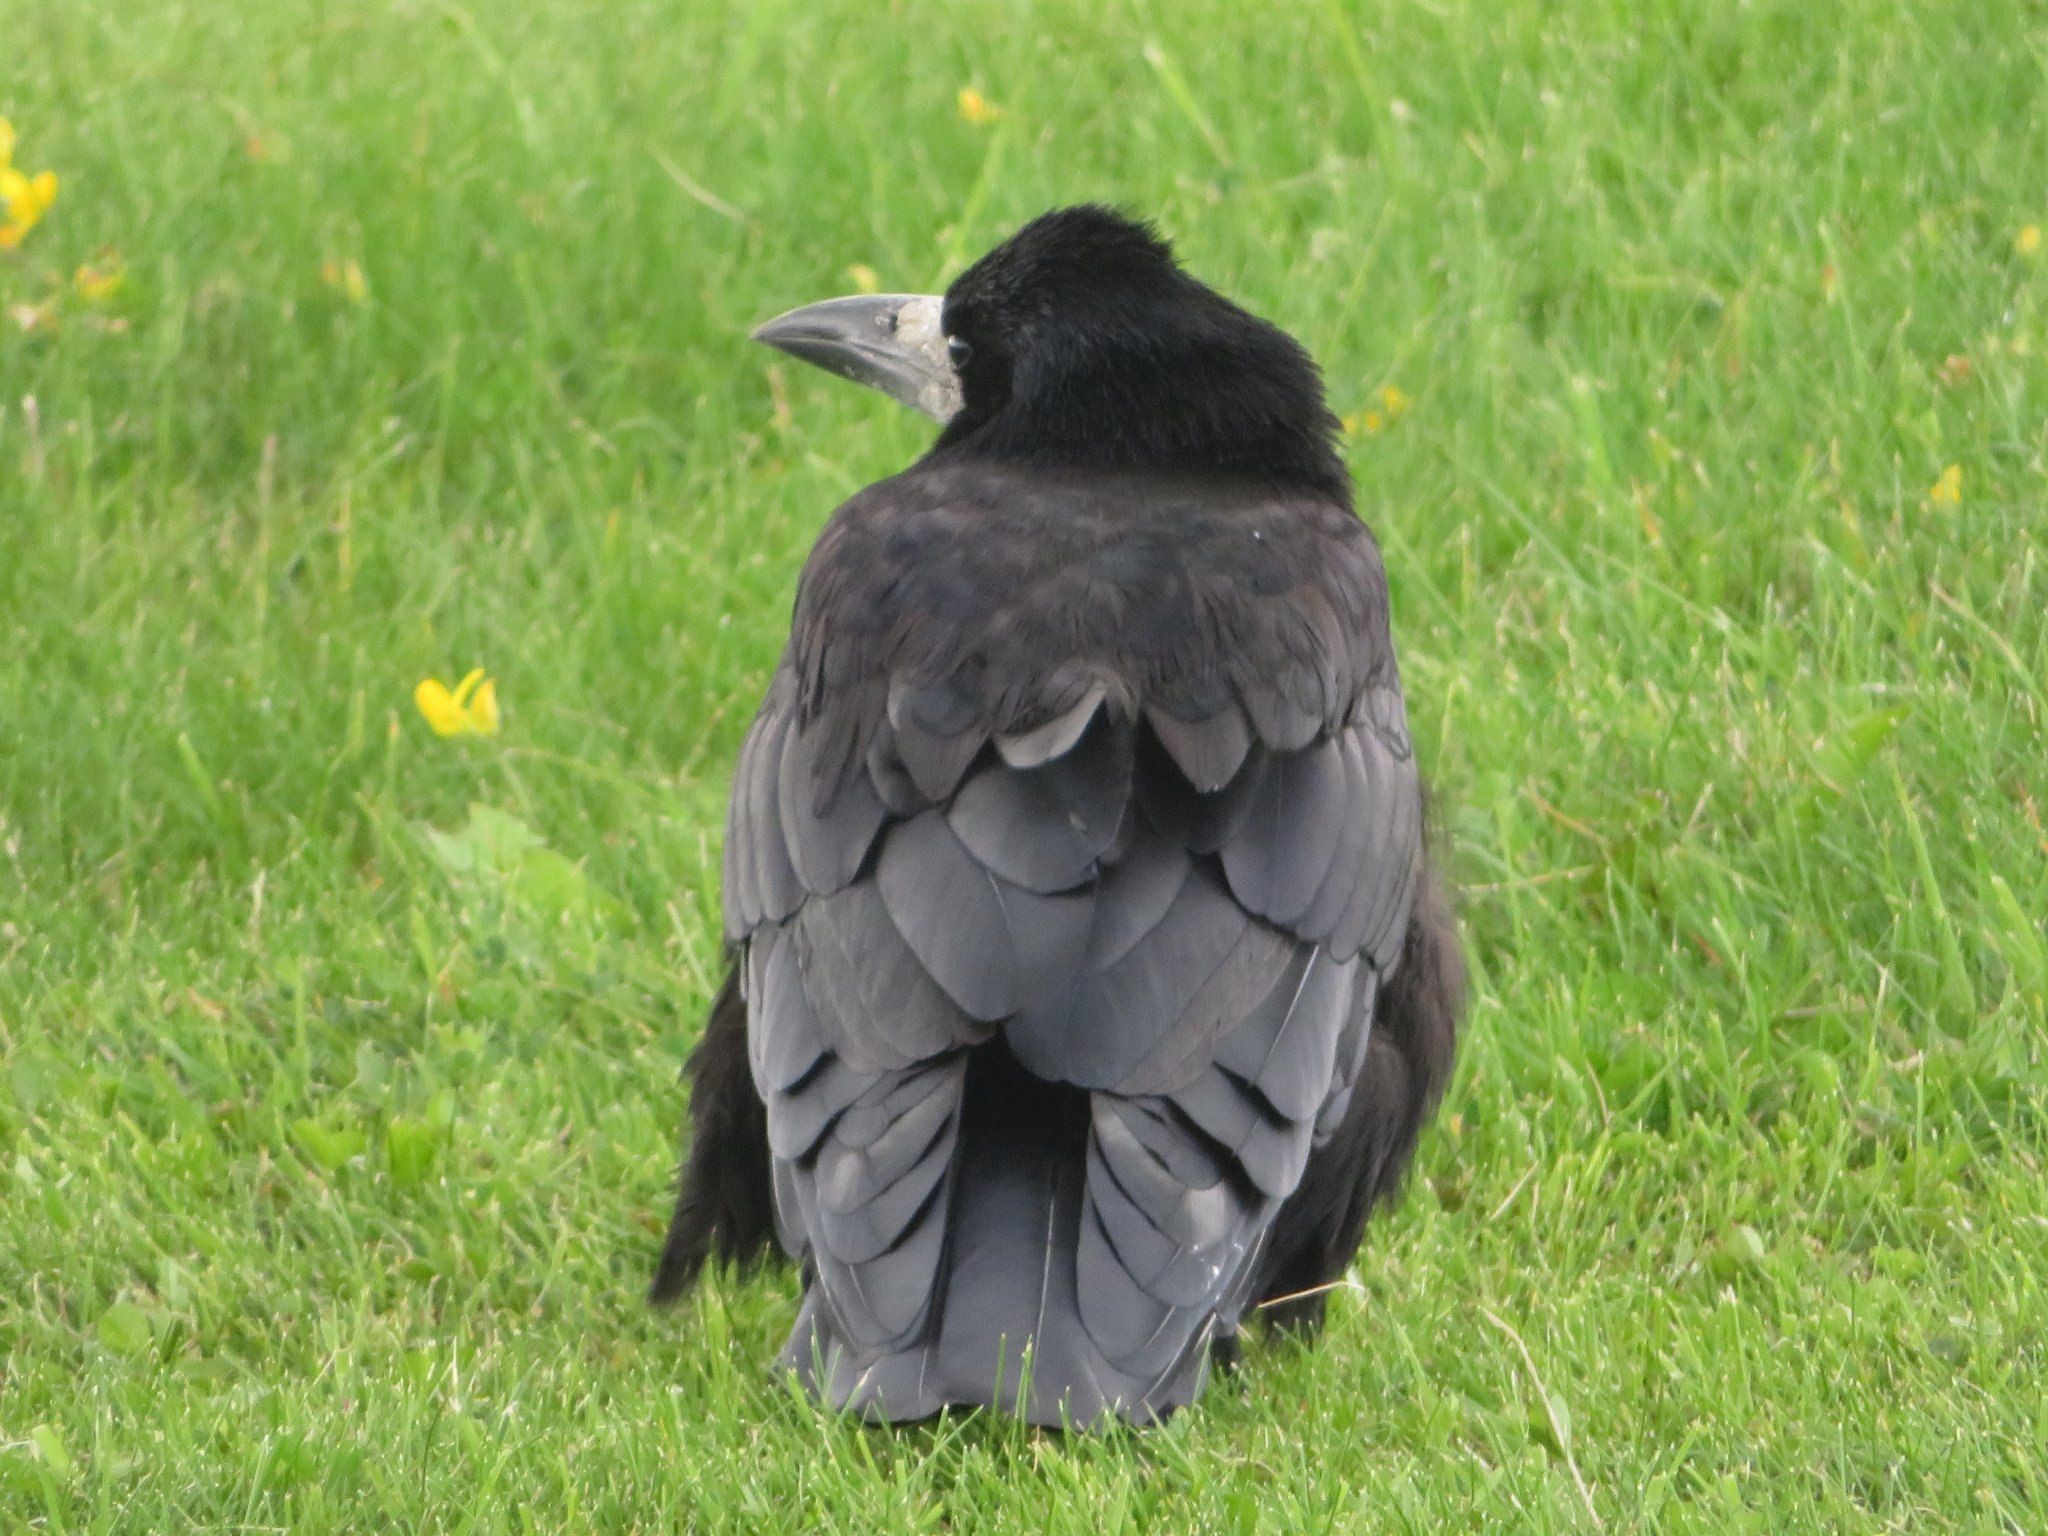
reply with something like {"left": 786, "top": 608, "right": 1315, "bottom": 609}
{"left": 957, "top": 87, "right": 1002, "bottom": 126}
{"left": 846, "top": 263, "right": 881, "bottom": 294}
{"left": 1379, "top": 383, "right": 1411, "bottom": 422}
{"left": 414, "top": 669, "right": 501, "bottom": 737}
{"left": 1928, "top": 464, "right": 1962, "bottom": 505}
{"left": 2019, "top": 225, "right": 2042, "bottom": 257}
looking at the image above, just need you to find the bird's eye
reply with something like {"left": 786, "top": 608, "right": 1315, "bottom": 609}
{"left": 947, "top": 335, "right": 974, "bottom": 369}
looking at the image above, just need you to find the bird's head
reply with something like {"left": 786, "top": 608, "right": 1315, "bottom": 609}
{"left": 752, "top": 206, "right": 1348, "bottom": 500}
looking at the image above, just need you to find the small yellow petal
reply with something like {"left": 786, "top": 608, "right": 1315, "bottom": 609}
{"left": 342, "top": 258, "right": 367, "bottom": 305}
{"left": 469, "top": 677, "right": 500, "bottom": 736}
{"left": 846, "top": 263, "right": 880, "bottom": 295}
{"left": 1363, "top": 411, "right": 1384, "bottom": 434}
{"left": 0, "top": 119, "right": 15, "bottom": 169}
{"left": 0, "top": 167, "right": 27, "bottom": 211}
{"left": 451, "top": 668, "right": 486, "bottom": 707}
{"left": 415, "top": 679, "right": 471, "bottom": 736}
{"left": 957, "top": 87, "right": 1002, "bottom": 125}
{"left": 1379, "top": 384, "right": 1411, "bottom": 420}
{"left": 2019, "top": 225, "right": 2042, "bottom": 257}
{"left": 28, "top": 170, "right": 56, "bottom": 216}
{"left": 1928, "top": 464, "right": 1962, "bottom": 505}
{"left": 75, "top": 256, "right": 125, "bottom": 304}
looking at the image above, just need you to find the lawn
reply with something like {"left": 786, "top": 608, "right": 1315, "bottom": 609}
{"left": 2, "top": 0, "right": 2045, "bottom": 1529}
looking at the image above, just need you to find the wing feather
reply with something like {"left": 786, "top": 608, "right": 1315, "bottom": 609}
{"left": 708, "top": 466, "right": 1437, "bottom": 1423}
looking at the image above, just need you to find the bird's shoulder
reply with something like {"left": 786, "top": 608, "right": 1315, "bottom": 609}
{"left": 786, "top": 457, "right": 1396, "bottom": 744}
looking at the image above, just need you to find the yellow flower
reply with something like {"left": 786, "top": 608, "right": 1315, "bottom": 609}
{"left": 0, "top": 168, "right": 59, "bottom": 249}
{"left": 75, "top": 252, "right": 126, "bottom": 304}
{"left": 1928, "top": 464, "right": 1962, "bottom": 505}
{"left": 321, "top": 258, "right": 368, "bottom": 304}
{"left": 2019, "top": 225, "right": 2042, "bottom": 258}
{"left": 0, "top": 121, "right": 58, "bottom": 248}
{"left": 846, "top": 263, "right": 880, "bottom": 295}
{"left": 957, "top": 87, "right": 1002, "bottom": 125}
{"left": 469, "top": 676, "right": 500, "bottom": 734}
{"left": 415, "top": 669, "right": 501, "bottom": 737}
{"left": 1342, "top": 385, "right": 1409, "bottom": 437}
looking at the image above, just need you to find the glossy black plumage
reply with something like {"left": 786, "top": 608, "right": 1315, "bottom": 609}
{"left": 652, "top": 207, "right": 1464, "bottom": 1427}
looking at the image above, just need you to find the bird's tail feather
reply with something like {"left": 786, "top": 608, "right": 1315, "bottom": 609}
{"left": 783, "top": 1042, "right": 1212, "bottom": 1427}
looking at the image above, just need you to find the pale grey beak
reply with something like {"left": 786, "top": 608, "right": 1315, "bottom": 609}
{"left": 751, "top": 293, "right": 962, "bottom": 423}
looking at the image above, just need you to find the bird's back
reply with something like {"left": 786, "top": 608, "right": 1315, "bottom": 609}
{"left": 713, "top": 459, "right": 1425, "bottom": 1425}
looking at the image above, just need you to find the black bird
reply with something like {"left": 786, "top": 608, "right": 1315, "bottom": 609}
{"left": 652, "top": 207, "right": 1463, "bottom": 1427}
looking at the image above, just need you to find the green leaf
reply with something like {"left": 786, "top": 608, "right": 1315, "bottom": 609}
{"left": 174, "top": 729, "right": 229, "bottom": 830}
{"left": 513, "top": 846, "right": 624, "bottom": 926}
{"left": 1890, "top": 760, "right": 1976, "bottom": 1023}
{"left": 28, "top": 1424, "right": 74, "bottom": 1479}
{"left": 97, "top": 1299, "right": 155, "bottom": 1356}
{"left": 1987, "top": 874, "right": 2046, "bottom": 996}
{"left": 9, "top": 1055, "right": 63, "bottom": 1111}
{"left": 292, "top": 1116, "right": 368, "bottom": 1172}
{"left": 1793, "top": 705, "right": 1909, "bottom": 827}
{"left": 386, "top": 1116, "right": 443, "bottom": 1189}
{"left": 425, "top": 1087, "right": 458, "bottom": 1129}
{"left": 1529, "top": 1391, "right": 1573, "bottom": 1458}
{"left": 1707, "top": 1222, "right": 1768, "bottom": 1280}
{"left": 1811, "top": 705, "right": 1909, "bottom": 793}
{"left": 417, "top": 803, "right": 623, "bottom": 932}
{"left": 352, "top": 1040, "right": 390, "bottom": 1093}
{"left": 421, "top": 802, "right": 542, "bottom": 880}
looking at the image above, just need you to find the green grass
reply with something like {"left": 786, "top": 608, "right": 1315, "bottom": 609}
{"left": 3, "top": 0, "right": 2045, "bottom": 1528}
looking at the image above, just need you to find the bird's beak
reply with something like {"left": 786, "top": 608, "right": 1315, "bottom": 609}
{"left": 750, "top": 293, "right": 962, "bottom": 423}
